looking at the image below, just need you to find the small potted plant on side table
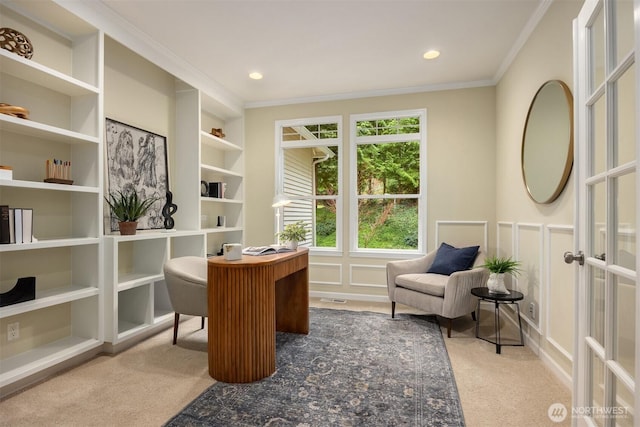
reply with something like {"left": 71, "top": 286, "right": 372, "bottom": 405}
{"left": 105, "top": 190, "right": 159, "bottom": 235}
{"left": 479, "top": 256, "right": 522, "bottom": 294}
{"left": 277, "top": 221, "right": 307, "bottom": 250}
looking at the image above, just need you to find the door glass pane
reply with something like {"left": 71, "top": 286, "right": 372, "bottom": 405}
{"left": 592, "top": 95, "right": 607, "bottom": 174}
{"left": 614, "top": 274, "right": 636, "bottom": 377}
{"left": 614, "top": 172, "right": 636, "bottom": 269}
{"left": 614, "top": 375, "right": 634, "bottom": 426}
{"left": 591, "top": 181, "right": 606, "bottom": 257}
{"left": 589, "top": 264, "right": 606, "bottom": 346}
{"left": 615, "top": 64, "right": 636, "bottom": 167}
{"left": 590, "top": 349, "right": 606, "bottom": 427}
{"left": 614, "top": 0, "right": 634, "bottom": 65}
{"left": 591, "top": 5, "right": 605, "bottom": 91}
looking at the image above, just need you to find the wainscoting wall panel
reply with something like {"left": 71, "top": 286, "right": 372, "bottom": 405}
{"left": 545, "top": 224, "right": 574, "bottom": 361}
{"left": 497, "top": 222, "right": 515, "bottom": 258}
{"left": 515, "top": 223, "right": 544, "bottom": 334}
{"left": 349, "top": 264, "right": 387, "bottom": 289}
{"left": 435, "top": 221, "right": 488, "bottom": 252}
{"left": 309, "top": 262, "right": 342, "bottom": 287}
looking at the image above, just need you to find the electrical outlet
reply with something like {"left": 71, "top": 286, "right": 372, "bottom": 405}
{"left": 529, "top": 303, "right": 536, "bottom": 320}
{"left": 7, "top": 322, "right": 19, "bottom": 341}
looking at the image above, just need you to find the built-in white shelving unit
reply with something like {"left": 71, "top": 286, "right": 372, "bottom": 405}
{"left": 0, "top": 0, "right": 103, "bottom": 393}
{"left": 0, "top": 0, "right": 245, "bottom": 395}
{"left": 103, "top": 231, "right": 204, "bottom": 350}
{"left": 175, "top": 86, "right": 245, "bottom": 256}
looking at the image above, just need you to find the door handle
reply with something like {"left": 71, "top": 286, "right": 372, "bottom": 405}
{"left": 564, "top": 250, "right": 585, "bottom": 265}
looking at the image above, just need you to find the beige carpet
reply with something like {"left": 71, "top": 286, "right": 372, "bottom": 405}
{"left": 0, "top": 299, "right": 571, "bottom": 426}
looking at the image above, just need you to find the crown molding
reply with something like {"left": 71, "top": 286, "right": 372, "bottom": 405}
{"left": 55, "top": 0, "right": 244, "bottom": 119}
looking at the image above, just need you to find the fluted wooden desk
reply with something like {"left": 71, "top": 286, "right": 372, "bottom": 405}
{"left": 207, "top": 248, "right": 309, "bottom": 383}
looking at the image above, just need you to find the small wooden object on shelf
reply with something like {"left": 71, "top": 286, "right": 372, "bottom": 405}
{"left": 211, "top": 128, "right": 225, "bottom": 138}
{"left": 44, "top": 158, "right": 73, "bottom": 185}
{"left": 0, "top": 103, "right": 29, "bottom": 119}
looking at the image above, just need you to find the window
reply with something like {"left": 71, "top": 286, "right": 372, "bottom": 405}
{"left": 350, "top": 109, "right": 426, "bottom": 252}
{"left": 276, "top": 117, "right": 342, "bottom": 250}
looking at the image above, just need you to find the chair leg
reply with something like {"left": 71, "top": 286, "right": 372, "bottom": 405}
{"left": 391, "top": 301, "right": 396, "bottom": 318}
{"left": 471, "top": 310, "right": 476, "bottom": 321}
{"left": 201, "top": 316, "right": 205, "bottom": 329}
{"left": 173, "top": 313, "right": 180, "bottom": 345}
{"left": 447, "top": 318, "right": 452, "bottom": 338}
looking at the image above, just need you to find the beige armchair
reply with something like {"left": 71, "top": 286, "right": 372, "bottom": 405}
{"left": 163, "top": 256, "right": 208, "bottom": 345}
{"left": 386, "top": 247, "right": 489, "bottom": 337}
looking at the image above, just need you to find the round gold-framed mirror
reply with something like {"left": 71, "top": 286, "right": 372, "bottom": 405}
{"left": 521, "top": 80, "right": 574, "bottom": 204}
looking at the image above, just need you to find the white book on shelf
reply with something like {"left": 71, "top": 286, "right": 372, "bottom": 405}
{"left": 22, "top": 208, "right": 33, "bottom": 243}
{"left": 14, "top": 208, "right": 22, "bottom": 244}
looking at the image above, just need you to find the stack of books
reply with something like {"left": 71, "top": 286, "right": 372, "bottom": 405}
{"left": 208, "top": 182, "right": 226, "bottom": 198}
{"left": 0, "top": 205, "right": 34, "bottom": 244}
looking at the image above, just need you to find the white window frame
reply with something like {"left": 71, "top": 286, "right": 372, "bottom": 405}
{"left": 349, "top": 108, "right": 427, "bottom": 257}
{"left": 275, "top": 116, "right": 343, "bottom": 254}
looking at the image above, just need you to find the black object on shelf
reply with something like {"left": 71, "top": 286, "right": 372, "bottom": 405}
{"left": 0, "top": 276, "right": 36, "bottom": 307}
{"left": 162, "top": 191, "right": 178, "bottom": 230}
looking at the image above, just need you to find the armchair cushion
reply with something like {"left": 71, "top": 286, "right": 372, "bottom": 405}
{"left": 426, "top": 242, "right": 479, "bottom": 275}
{"left": 396, "top": 273, "right": 448, "bottom": 297}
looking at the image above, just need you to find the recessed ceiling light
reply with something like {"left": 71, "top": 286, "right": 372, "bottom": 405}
{"left": 423, "top": 50, "right": 440, "bottom": 60}
{"left": 249, "top": 72, "right": 263, "bottom": 80}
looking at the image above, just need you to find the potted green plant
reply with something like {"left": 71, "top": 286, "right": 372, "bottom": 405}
{"left": 277, "top": 221, "right": 307, "bottom": 249}
{"left": 105, "top": 190, "right": 159, "bottom": 235}
{"left": 479, "top": 256, "right": 522, "bottom": 294}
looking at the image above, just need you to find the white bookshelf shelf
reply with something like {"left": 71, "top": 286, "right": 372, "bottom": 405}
{"left": 200, "top": 131, "right": 242, "bottom": 151}
{"left": 0, "top": 49, "right": 100, "bottom": 97}
{"left": 117, "top": 273, "right": 165, "bottom": 292}
{"left": 0, "top": 238, "right": 101, "bottom": 253}
{"left": 0, "top": 286, "right": 99, "bottom": 319}
{"left": 0, "top": 179, "right": 98, "bottom": 193}
{"left": 0, "top": 336, "right": 102, "bottom": 388}
{"left": 0, "top": 114, "right": 100, "bottom": 144}
{"left": 200, "top": 163, "right": 243, "bottom": 178}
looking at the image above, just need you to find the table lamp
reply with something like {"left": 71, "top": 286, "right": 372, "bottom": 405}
{"left": 272, "top": 194, "right": 291, "bottom": 245}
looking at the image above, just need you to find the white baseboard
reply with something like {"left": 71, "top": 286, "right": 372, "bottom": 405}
{"left": 309, "top": 290, "right": 389, "bottom": 303}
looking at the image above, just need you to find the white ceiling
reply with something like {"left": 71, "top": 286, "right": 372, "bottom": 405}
{"left": 99, "top": 0, "right": 549, "bottom": 108}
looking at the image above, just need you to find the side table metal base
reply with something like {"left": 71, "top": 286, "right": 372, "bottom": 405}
{"left": 472, "top": 287, "right": 525, "bottom": 354}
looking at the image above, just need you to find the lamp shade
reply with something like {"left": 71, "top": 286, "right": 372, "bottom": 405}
{"left": 272, "top": 194, "right": 292, "bottom": 208}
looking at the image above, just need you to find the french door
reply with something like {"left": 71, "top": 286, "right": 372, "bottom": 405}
{"left": 573, "top": 0, "right": 638, "bottom": 426}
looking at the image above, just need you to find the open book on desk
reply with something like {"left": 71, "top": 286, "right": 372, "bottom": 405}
{"left": 242, "top": 245, "right": 294, "bottom": 256}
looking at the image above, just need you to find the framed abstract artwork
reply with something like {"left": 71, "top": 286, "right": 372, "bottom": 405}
{"left": 105, "top": 118, "right": 169, "bottom": 232}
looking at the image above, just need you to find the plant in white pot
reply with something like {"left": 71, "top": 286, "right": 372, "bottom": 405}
{"left": 105, "top": 190, "right": 159, "bottom": 235}
{"left": 479, "top": 256, "right": 522, "bottom": 294}
{"left": 277, "top": 221, "right": 307, "bottom": 250}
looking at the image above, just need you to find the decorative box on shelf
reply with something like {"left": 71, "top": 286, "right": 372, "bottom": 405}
{"left": 0, "top": 165, "right": 12, "bottom": 180}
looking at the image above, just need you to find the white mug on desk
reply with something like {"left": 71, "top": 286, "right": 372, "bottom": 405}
{"left": 223, "top": 243, "right": 242, "bottom": 261}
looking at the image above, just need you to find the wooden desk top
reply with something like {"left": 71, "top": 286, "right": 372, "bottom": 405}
{"left": 207, "top": 247, "right": 309, "bottom": 268}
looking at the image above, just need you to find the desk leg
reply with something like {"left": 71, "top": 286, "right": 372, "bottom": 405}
{"left": 275, "top": 267, "right": 309, "bottom": 334}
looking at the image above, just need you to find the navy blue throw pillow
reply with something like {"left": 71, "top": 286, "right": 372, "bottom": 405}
{"left": 427, "top": 242, "right": 480, "bottom": 275}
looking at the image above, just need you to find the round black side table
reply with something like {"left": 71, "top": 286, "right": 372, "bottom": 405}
{"left": 471, "top": 287, "right": 525, "bottom": 354}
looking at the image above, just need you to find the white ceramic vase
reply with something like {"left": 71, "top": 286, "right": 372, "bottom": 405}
{"left": 286, "top": 240, "right": 299, "bottom": 250}
{"left": 487, "top": 272, "right": 510, "bottom": 294}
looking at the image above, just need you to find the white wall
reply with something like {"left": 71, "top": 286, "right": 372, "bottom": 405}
{"left": 245, "top": 87, "right": 496, "bottom": 299}
{"left": 496, "top": 0, "right": 583, "bottom": 382}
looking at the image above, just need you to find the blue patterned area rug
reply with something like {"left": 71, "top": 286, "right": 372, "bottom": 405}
{"left": 165, "top": 308, "right": 465, "bottom": 426}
